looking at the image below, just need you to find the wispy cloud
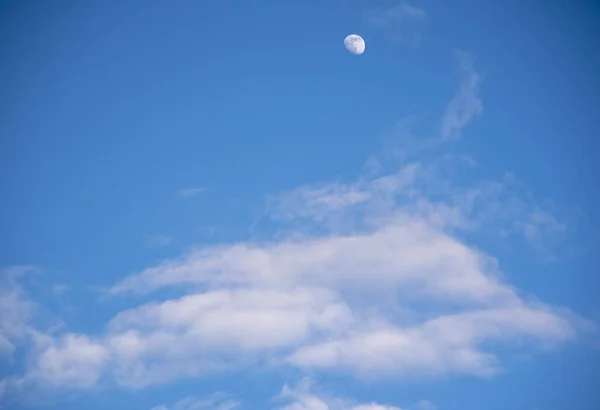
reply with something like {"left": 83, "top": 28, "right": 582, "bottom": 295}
{"left": 0, "top": 267, "right": 37, "bottom": 360}
{"left": 0, "top": 268, "right": 109, "bottom": 400}
{"left": 276, "top": 379, "right": 404, "bottom": 410}
{"left": 364, "top": 2, "right": 427, "bottom": 46}
{"left": 522, "top": 208, "right": 567, "bottom": 243}
{"left": 155, "top": 382, "right": 429, "bottom": 410}
{"left": 151, "top": 393, "right": 240, "bottom": 410}
{"left": 441, "top": 52, "right": 483, "bottom": 140}
{"left": 178, "top": 187, "right": 207, "bottom": 199}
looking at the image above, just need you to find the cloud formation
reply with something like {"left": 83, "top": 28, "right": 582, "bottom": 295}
{"left": 276, "top": 379, "right": 409, "bottom": 410}
{"left": 0, "top": 54, "right": 591, "bottom": 403}
{"left": 152, "top": 380, "right": 421, "bottom": 410}
{"left": 24, "top": 333, "right": 108, "bottom": 389}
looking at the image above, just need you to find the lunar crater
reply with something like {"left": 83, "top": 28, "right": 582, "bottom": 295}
{"left": 344, "top": 34, "right": 365, "bottom": 55}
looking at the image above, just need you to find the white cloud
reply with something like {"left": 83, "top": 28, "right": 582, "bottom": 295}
{"left": 96, "top": 209, "right": 582, "bottom": 387}
{"left": 0, "top": 269, "right": 107, "bottom": 394}
{"left": 276, "top": 379, "right": 403, "bottom": 410}
{"left": 106, "top": 286, "right": 352, "bottom": 387}
{"left": 287, "top": 304, "right": 574, "bottom": 378}
{"left": 154, "top": 383, "right": 413, "bottom": 410}
{"left": 109, "top": 217, "right": 515, "bottom": 303}
{"left": 266, "top": 163, "right": 419, "bottom": 226}
{"left": 25, "top": 332, "right": 108, "bottom": 389}
{"left": 268, "top": 182, "right": 373, "bottom": 222}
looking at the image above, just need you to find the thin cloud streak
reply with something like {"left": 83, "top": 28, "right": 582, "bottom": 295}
{"left": 441, "top": 52, "right": 483, "bottom": 140}
{"left": 150, "top": 393, "right": 240, "bottom": 410}
{"left": 178, "top": 188, "right": 207, "bottom": 198}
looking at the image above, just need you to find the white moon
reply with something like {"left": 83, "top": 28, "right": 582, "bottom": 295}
{"left": 344, "top": 34, "right": 365, "bottom": 55}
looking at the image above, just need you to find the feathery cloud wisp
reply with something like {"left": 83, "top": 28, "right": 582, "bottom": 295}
{"left": 178, "top": 188, "right": 207, "bottom": 199}
{"left": 276, "top": 379, "right": 403, "bottom": 410}
{"left": 441, "top": 52, "right": 483, "bottom": 140}
{"left": 151, "top": 393, "right": 240, "bottom": 410}
{"left": 364, "top": 2, "right": 427, "bottom": 46}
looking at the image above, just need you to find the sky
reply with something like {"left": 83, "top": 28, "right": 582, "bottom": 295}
{"left": 1, "top": 0, "right": 600, "bottom": 409}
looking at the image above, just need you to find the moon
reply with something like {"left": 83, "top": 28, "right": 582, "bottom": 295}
{"left": 344, "top": 34, "right": 365, "bottom": 55}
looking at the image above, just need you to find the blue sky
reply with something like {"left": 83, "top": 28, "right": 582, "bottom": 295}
{"left": 1, "top": 0, "right": 599, "bottom": 409}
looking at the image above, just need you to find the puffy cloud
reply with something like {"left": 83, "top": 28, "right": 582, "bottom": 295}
{"left": 287, "top": 304, "right": 574, "bottom": 378}
{"left": 92, "top": 208, "right": 579, "bottom": 386}
{"left": 0, "top": 268, "right": 108, "bottom": 393}
{"left": 15, "top": 202, "right": 579, "bottom": 389}
{"left": 25, "top": 333, "right": 108, "bottom": 388}
{"left": 109, "top": 220, "right": 515, "bottom": 305}
{"left": 106, "top": 287, "right": 352, "bottom": 387}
